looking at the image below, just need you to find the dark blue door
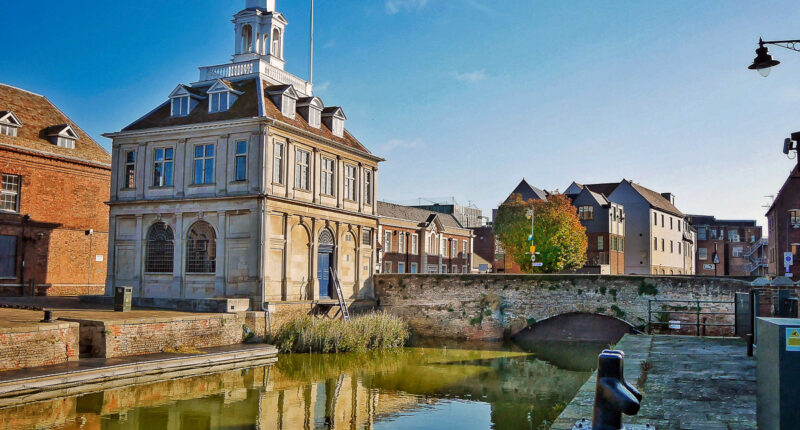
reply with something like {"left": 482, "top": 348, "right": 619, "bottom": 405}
{"left": 318, "top": 251, "right": 332, "bottom": 298}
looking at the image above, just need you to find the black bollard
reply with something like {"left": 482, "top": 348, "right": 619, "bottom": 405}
{"left": 40, "top": 310, "right": 54, "bottom": 323}
{"left": 591, "top": 351, "right": 642, "bottom": 430}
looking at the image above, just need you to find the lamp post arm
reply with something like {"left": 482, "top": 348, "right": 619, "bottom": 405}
{"left": 762, "top": 39, "right": 800, "bottom": 53}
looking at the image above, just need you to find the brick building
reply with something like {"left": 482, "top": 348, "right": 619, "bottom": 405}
{"left": 377, "top": 202, "right": 473, "bottom": 274}
{"left": 0, "top": 83, "right": 111, "bottom": 295}
{"left": 565, "top": 185, "right": 625, "bottom": 274}
{"left": 766, "top": 162, "right": 800, "bottom": 279}
{"left": 686, "top": 215, "right": 765, "bottom": 277}
{"left": 104, "top": 0, "right": 381, "bottom": 307}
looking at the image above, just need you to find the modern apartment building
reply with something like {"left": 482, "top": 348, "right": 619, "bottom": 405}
{"left": 104, "top": 0, "right": 382, "bottom": 307}
{"left": 410, "top": 199, "right": 483, "bottom": 229}
{"left": 565, "top": 186, "right": 625, "bottom": 274}
{"left": 687, "top": 215, "right": 765, "bottom": 277}
{"left": 377, "top": 202, "right": 473, "bottom": 274}
{"left": 0, "top": 83, "right": 111, "bottom": 296}
{"left": 566, "top": 180, "right": 696, "bottom": 275}
{"left": 766, "top": 162, "right": 800, "bottom": 279}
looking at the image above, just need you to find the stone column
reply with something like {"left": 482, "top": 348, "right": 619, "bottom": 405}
{"left": 105, "top": 215, "right": 117, "bottom": 296}
{"left": 310, "top": 218, "right": 319, "bottom": 301}
{"left": 336, "top": 156, "right": 343, "bottom": 208}
{"left": 372, "top": 168, "right": 378, "bottom": 216}
{"left": 134, "top": 215, "right": 143, "bottom": 296}
{"left": 312, "top": 148, "right": 319, "bottom": 204}
{"left": 217, "top": 135, "right": 229, "bottom": 195}
{"left": 136, "top": 143, "right": 146, "bottom": 200}
{"left": 357, "top": 163, "right": 363, "bottom": 213}
{"left": 282, "top": 214, "right": 291, "bottom": 300}
{"left": 175, "top": 139, "right": 186, "bottom": 197}
{"left": 215, "top": 211, "right": 227, "bottom": 297}
{"left": 286, "top": 142, "right": 294, "bottom": 199}
{"left": 355, "top": 225, "right": 362, "bottom": 298}
{"left": 173, "top": 212, "right": 184, "bottom": 298}
{"left": 110, "top": 146, "right": 120, "bottom": 200}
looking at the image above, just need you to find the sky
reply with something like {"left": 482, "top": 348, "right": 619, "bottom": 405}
{"left": 3, "top": 0, "right": 800, "bottom": 228}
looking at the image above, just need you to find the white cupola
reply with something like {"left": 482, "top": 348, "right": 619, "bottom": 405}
{"left": 232, "top": 0, "right": 288, "bottom": 70}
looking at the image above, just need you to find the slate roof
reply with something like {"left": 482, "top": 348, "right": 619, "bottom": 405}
{"left": 627, "top": 181, "right": 684, "bottom": 217}
{"left": 766, "top": 164, "right": 800, "bottom": 216}
{"left": 507, "top": 179, "right": 548, "bottom": 202}
{"left": 121, "top": 78, "right": 373, "bottom": 156}
{"left": 0, "top": 83, "right": 111, "bottom": 167}
{"left": 377, "top": 201, "right": 464, "bottom": 229}
{"left": 580, "top": 182, "right": 620, "bottom": 197}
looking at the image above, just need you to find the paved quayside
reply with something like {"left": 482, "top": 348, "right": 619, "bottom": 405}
{"left": 552, "top": 335, "right": 756, "bottom": 430}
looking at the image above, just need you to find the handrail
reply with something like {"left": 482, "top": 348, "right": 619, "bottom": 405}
{"left": 647, "top": 298, "right": 735, "bottom": 336}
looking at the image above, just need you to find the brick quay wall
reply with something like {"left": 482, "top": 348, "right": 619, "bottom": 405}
{"left": 374, "top": 274, "right": 752, "bottom": 340}
{"left": 0, "top": 322, "right": 79, "bottom": 371}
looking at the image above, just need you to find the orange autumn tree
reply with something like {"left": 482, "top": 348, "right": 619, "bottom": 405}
{"left": 494, "top": 193, "right": 587, "bottom": 273}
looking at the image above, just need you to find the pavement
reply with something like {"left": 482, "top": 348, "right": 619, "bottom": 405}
{"left": 0, "top": 296, "right": 197, "bottom": 329}
{"left": 552, "top": 335, "right": 756, "bottom": 430}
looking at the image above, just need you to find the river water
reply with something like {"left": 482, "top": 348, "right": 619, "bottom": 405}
{"left": 0, "top": 340, "right": 606, "bottom": 430}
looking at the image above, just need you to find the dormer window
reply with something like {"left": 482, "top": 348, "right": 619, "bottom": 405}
{"left": 267, "top": 85, "right": 298, "bottom": 119}
{"left": 0, "top": 112, "right": 22, "bottom": 137}
{"left": 207, "top": 80, "right": 242, "bottom": 113}
{"left": 45, "top": 124, "right": 78, "bottom": 149}
{"left": 168, "top": 85, "right": 202, "bottom": 117}
{"left": 297, "top": 97, "right": 323, "bottom": 128}
{"left": 322, "top": 107, "right": 346, "bottom": 138}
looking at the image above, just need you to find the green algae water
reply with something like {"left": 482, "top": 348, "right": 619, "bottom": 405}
{"left": 0, "top": 340, "right": 606, "bottom": 430}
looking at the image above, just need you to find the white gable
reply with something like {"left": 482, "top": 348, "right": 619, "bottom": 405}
{"left": 0, "top": 112, "right": 22, "bottom": 127}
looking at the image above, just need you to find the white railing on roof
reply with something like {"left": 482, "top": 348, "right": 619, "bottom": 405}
{"left": 198, "top": 59, "right": 313, "bottom": 96}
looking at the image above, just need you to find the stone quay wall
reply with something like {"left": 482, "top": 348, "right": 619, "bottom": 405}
{"left": 65, "top": 314, "right": 244, "bottom": 358}
{"left": 0, "top": 322, "right": 79, "bottom": 371}
{"left": 374, "top": 274, "right": 752, "bottom": 340}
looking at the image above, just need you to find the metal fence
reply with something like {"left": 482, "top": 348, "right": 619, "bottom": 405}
{"left": 646, "top": 299, "right": 736, "bottom": 336}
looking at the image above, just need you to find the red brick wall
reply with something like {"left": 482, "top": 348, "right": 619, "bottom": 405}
{"left": 767, "top": 166, "right": 800, "bottom": 278}
{"left": 0, "top": 323, "right": 79, "bottom": 371}
{"left": 0, "top": 148, "right": 110, "bottom": 294}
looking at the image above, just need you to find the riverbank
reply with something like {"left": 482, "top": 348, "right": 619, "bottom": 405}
{"left": 551, "top": 335, "right": 756, "bottom": 430}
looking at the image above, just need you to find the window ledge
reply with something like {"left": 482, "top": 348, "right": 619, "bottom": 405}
{"left": 188, "top": 183, "right": 216, "bottom": 188}
{"left": 293, "top": 187, "right": 311, "bottom": 192}
{"left": 148, "top": 186, "right": 174, "bottom": 190}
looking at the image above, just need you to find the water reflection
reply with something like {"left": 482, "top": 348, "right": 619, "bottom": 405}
{"left": 0, "top": 340, "right": 606, "bottom": 430}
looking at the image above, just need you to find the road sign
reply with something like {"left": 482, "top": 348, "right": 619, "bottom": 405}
{"left": 530, "top": 255, "right": 536, "bottom": 262}
{"left": 532, "top": 263, "right": 544, "bottom": 267}
{"left": 529, "top": 246, "right": 536, "bottom": 254}
{"left": 785, "top": 252, "right": 794, "bottom": 267}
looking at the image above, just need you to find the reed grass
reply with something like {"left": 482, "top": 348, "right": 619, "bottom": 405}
{"left": 270, "top": 312, "right": 410, "bottom": 353}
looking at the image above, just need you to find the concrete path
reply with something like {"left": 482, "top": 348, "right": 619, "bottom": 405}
{"left": 552, "top": 335, "right": 756, "bottom": 430}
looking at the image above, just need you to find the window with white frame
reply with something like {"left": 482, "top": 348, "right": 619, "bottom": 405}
{"left": 384, "top": 261, "right": 392, "bottom": 273}
{"left": 171, "top": 96, "right": 190, "bottom": 117}
{"left": 234, "top": 140, "right": 247, "bottom": 182}
{"left": 209, "top": 92, "right": 231, "bottom": 113}
{"left": 451, "top": 240, "right": 457, "bottom": 257}
{"left": 384, "top": 230, "right": 392, "bottom": 253}
{"left": 598, "top": 236, "right": 604, "bottom": 251}
{"left": 0, "top": 125, "right": 18, "bottom": 137}
{"left": 579, "top": 206, "right": 594, "bottom": 220}
{"left": 452, "top": 264, "right": 458, "bottom": 274}
{"left": 321, "top": 157, "right": 335, "bottom": 196}
{"left": 56, "top": 137, "right": 75, "bottom": 149}
{"left": 462, "top": 240, "right": 468, "bottom": 257}
{"left": 462, "top": 265, "right": 468, "bottom": 273}
{"left": 410, "top": 262, "right": 418, "bottom": 273}
{"left": 0, "top": 174, "right": 20, "bottom": 212}
{"left": 411, "top": 234, "right": 419, "bottom": 255}
{"left": 152, "top": 148, "right": 174, "bottom": 187}
{"left": 398, "top": 233, "right": 406, "bottom": 253}
{"left": 362, "top": 229, "right": 372, "bottom": 246}
{"left": 294, "top": 149, "right": 310, "bottom": 190}
{"left": 732, "top": 246, "right": 744, "bottom": 257}
{"left": 441, "top": 238, "right": 448, "bottom": 257}
{"left": 441, "top": 264, "right": 447, "bottom": 273}
{"left": 364, "top": 170, "right": 373, "bottom": 204}
{"left": 344, "top": 164, "right": 357, "bottom": 201}
{"left": 273, "top": 142, "right": 284, "bottom": 184}
{"left": 398, "top": 262, "right": 405, "bottom": 273}
{"left": 791, "top": 209, "right": 800, "bottom": 225}
{"left": 193, "top": 144, "right": 215, "bottom": 185}
{"left": 699, "top": 248, "right": 708, "bottom": 260}
{"left": 124, "top": 150, "right": 136, "bottom": 189}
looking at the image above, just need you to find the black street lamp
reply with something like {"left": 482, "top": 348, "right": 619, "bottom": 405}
{"left": 749, "top": 37, "right": 800, "bottom": 77}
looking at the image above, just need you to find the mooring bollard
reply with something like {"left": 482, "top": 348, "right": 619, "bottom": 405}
{"left": 40, "top": 310, "right": 54, "bottom": 323}
{"left": 572, "top": 350, "right": 654, "bottom": 430}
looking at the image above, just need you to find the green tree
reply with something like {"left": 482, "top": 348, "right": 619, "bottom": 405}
{"left": 494, "top": 193, "right": 587, "bottom": 273}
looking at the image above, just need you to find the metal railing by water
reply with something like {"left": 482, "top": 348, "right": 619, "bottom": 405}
{"left": 646, "top": 299, "right": 736, "bottom": 336}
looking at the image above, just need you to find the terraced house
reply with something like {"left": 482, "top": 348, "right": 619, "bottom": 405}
{"left": 104, "top": 0, "right": 382, "bottom": 309}
{"left": 377, "top": 202, "right": 473, "bottom": 274}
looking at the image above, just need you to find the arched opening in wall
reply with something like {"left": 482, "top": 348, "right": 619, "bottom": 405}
{"left": 145, "top": 222, "right": 174, "bottom": 274}
{"left": 290, "top": 224, "right": 311, "bottom": 300}
{"left": 241, "top": 25, "right": 253, "bottom": 53}
{"left": 317, "top": 228, "right": 335, "bottom": 299}
{"left": 186, "top": 221, "right": 216, "bottom": 274}
{"left": 339, "top": 230, "right": 357, "bottom": 298}
{"left": 262, "top": 34, "right": 269, "bottom": 55}
{"left": 271, "top": 28, "right": 281, "bottom": 58}
{"left": 513, "top": 312, "right": 637, "bottom": 346}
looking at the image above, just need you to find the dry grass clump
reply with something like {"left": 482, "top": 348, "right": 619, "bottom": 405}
{"left": 271, "top": 312, "right": 410, "bottom": 353}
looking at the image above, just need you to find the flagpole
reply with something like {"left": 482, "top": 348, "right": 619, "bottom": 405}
{"left": 309, "top": 0, "right": 315, "bottom": 86}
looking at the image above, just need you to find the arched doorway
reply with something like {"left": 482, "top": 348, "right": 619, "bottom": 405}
{"left": 318, "top": 229, "right": 335, "bottom": 298}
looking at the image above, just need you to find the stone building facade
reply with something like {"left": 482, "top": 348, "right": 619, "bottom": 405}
{"left": 377, "top": 202, "right": 473, "bottom": 274}
{"left": 0, "top": 84, "right": 111, "bottom": 296}
{"left": 766, "top": 163, "right": 800, "bottom": 278}
{"left": 104, "top": 1, "right": 382, "bottom": 308}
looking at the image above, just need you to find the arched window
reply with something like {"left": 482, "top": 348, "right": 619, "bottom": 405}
{"left": 242, "top": 25, "right": 253, "bottom": 53}
{"left": 271, "top": 28, "right": 281, "bottom": 58}
{"left": 146, "top": 222, "right": 174, "bottom": 273}
{"left": 319, "top": 229, "right": 334, "bottom": 246}
{"left": 186, "top": 221, "right": 216, "bottom": 273}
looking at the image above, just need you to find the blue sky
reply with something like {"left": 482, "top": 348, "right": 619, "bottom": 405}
{"left": 3, "top": 0, "right": 800, "bottom": 226}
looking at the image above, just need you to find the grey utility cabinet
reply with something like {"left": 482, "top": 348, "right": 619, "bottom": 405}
{"left": 756, "top": 317, "right": 800, "bottom": 430}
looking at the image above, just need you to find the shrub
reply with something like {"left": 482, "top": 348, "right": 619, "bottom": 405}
{"left": 270, "top": 312, "right": 410, "bottom": 354}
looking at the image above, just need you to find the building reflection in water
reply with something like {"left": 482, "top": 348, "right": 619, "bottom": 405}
{"left": 0, "top": 342, "right": 604, "bottom": 430}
